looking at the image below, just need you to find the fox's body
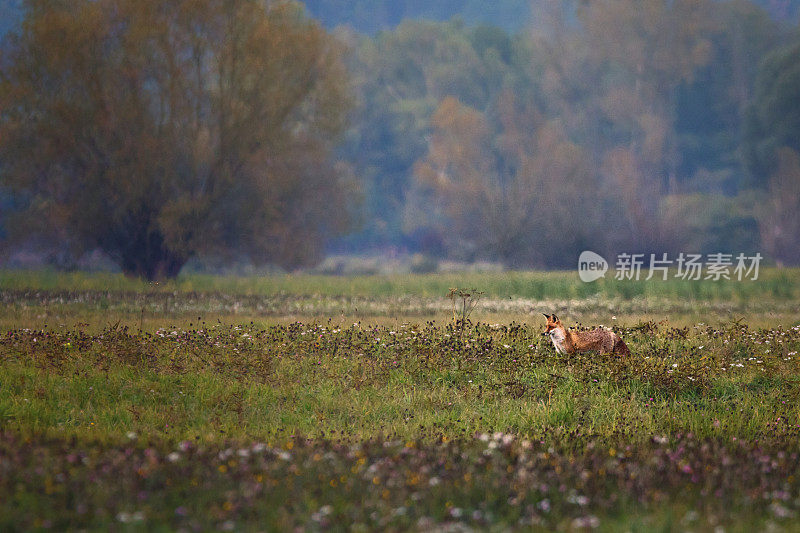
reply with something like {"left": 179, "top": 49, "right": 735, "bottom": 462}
{"left": 542, "top": 314, "right": 630, "bottom": 356}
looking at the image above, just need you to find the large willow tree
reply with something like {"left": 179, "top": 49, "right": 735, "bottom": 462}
{"left": 0, "top": 0, "right": 352, "bottom": 279}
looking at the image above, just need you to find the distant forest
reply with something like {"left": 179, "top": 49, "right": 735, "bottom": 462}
{"left": 2, "top": 0, "right": 800, "bottom": 274}
{"left": 330, "top": 0, "right": 800, "bottom": 267}
{"left": 2, "top": 1, "right": 799, "bottom": 35}
{"left": 303, "top": 0, "right": 800, "bottom": 32}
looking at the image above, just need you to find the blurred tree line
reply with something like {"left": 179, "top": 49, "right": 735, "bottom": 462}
{"left": 1, "top": 0, "right": 800, "bottom": 277}
{"left": 302, "top": 0, "right": 800, "bottom": 33}
{"left": 338, "top": 0, "right": 800, "bottom": 267}
{"left": 1, "top": 0, "right": 354, "bottom": 278}
{"left": 302, "top": 0, "right": 533, "bottom": 33}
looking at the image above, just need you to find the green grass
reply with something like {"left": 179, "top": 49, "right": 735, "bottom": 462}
{"left": 2, "top": 267, "right": 799, "bottom": 300}
{"left": 3, "top": 321, "right": 798, "bottom": 443}
{"left": 3, "top": 268, "right": 800, "bottom": 332}
{"left": 2, "top": 270, "right": 800, "bottom": 530}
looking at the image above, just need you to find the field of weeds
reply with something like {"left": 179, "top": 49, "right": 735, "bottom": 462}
{"left": 2, "top": 270, "right": 800, "bottom": 530}
{"left": 3, "top": 268, "right": 800, "bottom": 329}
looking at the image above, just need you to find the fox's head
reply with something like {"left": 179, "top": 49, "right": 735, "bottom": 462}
{"left": 542, "top": 313, "right": 562, "bottom": 335}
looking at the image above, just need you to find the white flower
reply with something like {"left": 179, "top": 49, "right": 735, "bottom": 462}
{"left": 538, "top": 499, "right": 551, "bottom": 512}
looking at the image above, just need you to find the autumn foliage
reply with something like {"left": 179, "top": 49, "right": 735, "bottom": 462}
{"left": 0, "top": 0, "right": 353, "bottom": 279}
{"left": 2, "top": 0, "right": 800, "bottom": 272}
{"left": 343, "top": 2, "right": 800, "bottom": 266}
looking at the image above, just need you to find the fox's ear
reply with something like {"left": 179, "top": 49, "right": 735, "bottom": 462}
{"left": 551, "top": 314, "right": 558, "bottom": 322}
{"left": 542, "top": 313, "right": 550, "bottom": 319}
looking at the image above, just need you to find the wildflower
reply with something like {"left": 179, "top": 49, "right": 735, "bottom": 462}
{"left": 117, "top": 511, "right": 144, "bottom": 523}
{"left": 571, "top": 515, "right": 600, "bottom": 529}
{"left": 537, "top": 499, "right": 550, "bottom": 512}
{"left": 568, "top": 494, "right": 589, "bottom": 506}
{"left": 770, "top": 502, "right": 795, "bottom": 518}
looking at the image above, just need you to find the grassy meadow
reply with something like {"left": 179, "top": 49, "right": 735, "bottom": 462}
{"left": 3, "top": 267, "right": 799, "bottom": 329}
{"left": 2, "top": 268, "right": 800, "bottom": 531}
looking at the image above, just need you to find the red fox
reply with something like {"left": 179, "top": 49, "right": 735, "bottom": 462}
{"left": 542, "top": 313, "right": 630, "bottom": 356}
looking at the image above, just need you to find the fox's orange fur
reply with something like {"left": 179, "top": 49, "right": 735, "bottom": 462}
{"left": 542, "top": 313, "right": 630, "bottom": 356}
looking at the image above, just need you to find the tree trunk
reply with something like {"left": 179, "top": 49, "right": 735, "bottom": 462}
{"left": 117, "top": 230, "right": 188, "bottom": 281}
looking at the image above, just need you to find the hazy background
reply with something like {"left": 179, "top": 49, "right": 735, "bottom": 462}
{"left": 1, "top": 0, "right": 799, "bottom": 278}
